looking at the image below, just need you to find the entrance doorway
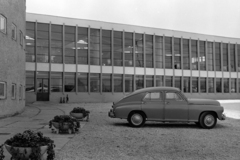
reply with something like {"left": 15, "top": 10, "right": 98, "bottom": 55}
{"left": 36, "top": 78, "right": 49, "bottom": 101}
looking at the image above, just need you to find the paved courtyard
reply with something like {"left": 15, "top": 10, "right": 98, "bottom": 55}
{"left": 0, "top": 101, "right": 240, "bottom": 160}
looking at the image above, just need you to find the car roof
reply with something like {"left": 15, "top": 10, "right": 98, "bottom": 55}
{"left": 129, "top": 87, "right": 180, "bottom": 96}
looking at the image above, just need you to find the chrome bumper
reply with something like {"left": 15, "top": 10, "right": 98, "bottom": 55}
{"left": 221, "top": 113, "right": 226, "bottom": 120}
{"left": 108, "top": 109, "right": 115, "bottom": 118}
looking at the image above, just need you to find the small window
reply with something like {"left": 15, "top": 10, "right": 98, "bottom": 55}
{"left": 11, "top": 23, "right": 17, "bottom": 40}
{"left": 0, "top": 82, "right": 7, "bottom": 99}
{"left": 12, "top": 83, "right": 16, "bottom": 99}
{"left": 0, "top": 14, "right": 7, "bottom": 34}
{"left": 20, "top": 30, "right": 23, "bottom": 46}
{"left": 166, "top": 92, "right": 182, "bottom": 101}
{"left": 144, "top": 92, "right": 162, "bottom": 100}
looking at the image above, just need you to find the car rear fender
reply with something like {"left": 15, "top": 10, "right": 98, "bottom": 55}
{"left": 114, "top": 103, "right": 142, "bottom": 119}
{"left": 128, "top": 110, "right": 147, "bottom": 119}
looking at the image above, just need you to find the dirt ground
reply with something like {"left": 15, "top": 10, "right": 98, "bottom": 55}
{"left": 56, "top": 103, "right": 240, "bottom": 160}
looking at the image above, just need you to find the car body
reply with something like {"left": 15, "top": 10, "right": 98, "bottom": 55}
{"left": 108, "top": 87, "right": 226, "bottom": 129}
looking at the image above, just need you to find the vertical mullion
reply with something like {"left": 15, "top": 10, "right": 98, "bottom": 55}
{"left": 144, "top": 33, "right": 146, "bottom": 88}
{"left": 112, "top": 29, "right": 114, "bottom": 93}
{"left": 88, "top": 26, "right": 90, "bottom": 94}
{"left": 153, "top": 34, "right": 156, "bottom": 87}
{"left": 172, "top": 36, "right": 175, "bottom": 87}
{"left": 62, "top": 24, "right": 65, "bottom": 94}
{"left": 34, "top": 21, "right": 38, "bottom": 94}
{"left": 100, "top": 28, "right": 102, "bottom": 94}
{"left": 49, "top": 22, "right": 51, "bottom": 96}
{"left": 75, "top": 25, "right": 78, "bottom": 93}
{"left": 133, "top": 32, "right": 136, "bottom": 91}
{"left": 163, "top": 35, "right": 165, "bottom": 86}
{"left": 189, "top": 38, "right": 192, "bottom": 93}
{"left": 181, "top": 37, "right": 183, "bottom": 91}
{"left": 123, "top": 31, "right": 125, "bottom": 94}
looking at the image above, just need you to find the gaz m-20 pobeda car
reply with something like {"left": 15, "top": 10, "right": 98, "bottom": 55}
{"left": 109, "top": 87, "right": 226, "bottom": 129}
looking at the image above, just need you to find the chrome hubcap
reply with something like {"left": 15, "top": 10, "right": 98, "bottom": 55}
{"left": 131, "top": 114, "right": 143, "bottom": 126}
{"left": 204, "top": 115, "right": 215, "bottom": 127}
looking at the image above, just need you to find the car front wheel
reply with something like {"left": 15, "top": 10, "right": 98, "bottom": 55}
{"left": 199, "top": 112, "right": 217, "bottom": 129}
{"left": 128, "top": 112, "right": 145, "bottom": 127}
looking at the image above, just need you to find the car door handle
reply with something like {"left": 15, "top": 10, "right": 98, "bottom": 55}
{"left": 165, "top": 101, "right": 169, "bottom": 104}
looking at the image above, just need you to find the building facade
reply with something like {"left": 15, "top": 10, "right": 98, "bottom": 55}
{"left": 25, "top": 13, "right": 240, "bottom": 103}
{"left": 0, "top": 0, "right": 26, "bottom": 117}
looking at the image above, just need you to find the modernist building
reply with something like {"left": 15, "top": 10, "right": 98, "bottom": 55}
{"left": 0, "top": 0, "right": 26, "bottom": 117}
{"left": 25, "top": 13, "right": 240, "bottom": 103}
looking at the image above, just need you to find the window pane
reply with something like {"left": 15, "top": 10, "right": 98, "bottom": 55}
{"left": 165, "top": 37, "right": 172, "bottom": 69}
{"left": 124, "top": 32, "right": 133, "bottom": 66}
{"left": 78, "top": 73, "right": 88, "bottom": 92}
{"left": 183, "top": 39, "right": 190, "bottom": 69}
{"left": 216, "top": 78, "right": 222, "bottom": 93}
{"left": 207, "top": 42, "right": 214, "bottom": 71}
{"left": 136, "top": 75, "right": 144, "bottom": 90}
{"left": 114, "top": 74, "right": 123, "bottom": 92}
{"left": 90, "top": 73, "right": 100, "bottom": 92}
{"left": 26, "top": 71, "right": 35, "bottom": 92}
{"left": 165, "top": 76, "right": 172, "bottom": 87}
{"left": 200, "top": 78, "right": 206, "bottom": 93}
{"left": 0, "top": 15, "right": 7, "bottom": 33}
{"left": 191, "top": 40, "right": 198, "bottom": 70}
{"left": 208, "top": 78, "right": 214, "bottom": 93}
{"left": 223, "top": 78, "right": 229, "bottom": 93}
{"left": 174, "top": 76, "right": 181, "bottom": 90}
{"left": 125, "top": 75, "right": 133, "bottom": 92}
{"left": 183, "top": 77, "right": 190, "bottom": 93}
{"left": 102, "top": 74, "right": 112, "bottom": 92}
{"left": 192, "top": 77, "right": 198, "bottom": 92}
{"left": 65, "top": 73, "right": 75, "bottom": 92}
{"left": 174, "top": 38, "right": 181, "bottom": 69}
{"left": 146, "top": 75, "right": 154, "bottom": 87}
{"left": 51, "top": 72, "right": 63, "bottom": 92}
{"left": 156, "top": 75, "right": 163, "bottom": 86}
{"left": 199, "top": 41, "right": 206, "bottom": 70}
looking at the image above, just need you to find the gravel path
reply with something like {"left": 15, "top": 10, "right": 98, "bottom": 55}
{"left": 56, "top": 103, "right": 240, "bottom": 160}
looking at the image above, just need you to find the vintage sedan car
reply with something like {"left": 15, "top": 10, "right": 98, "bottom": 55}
{"left": 108, "top": 87, "right": 226, "bottom": 129}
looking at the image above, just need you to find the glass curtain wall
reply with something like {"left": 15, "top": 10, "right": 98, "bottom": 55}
{"left": 102, "top": 74, "right": 111, "bottom": 92}
{"left": 215, "top": 43, "right": 221, "bottom": 71}
{"left": 146, "top": 75, "right": 154, "bottom": 87}
{"left": 183, "top": 77, "right": 190, "bottom": 92}
{"left": 114, "top": 74, "right": 123, "bottom": 92}
{"left": 135, "top": 33, "right": 144, "bottom": 67}
{"left": 26, "top": 71, "right": 35, "bottom": 92}
{"left": 77, "top": 73, "right": 88, "bottom": 92}
{"left": 192, "top": 77, "right": 198, "bottom": 92}
{"left": 207, "top": 42, "right": 214, "bottom": 71}
{"left": 51, "top": 24, "right": 63, "bottom": 63}
{"left": 222, "top": 43, "right": 228, "bottom": 71}
{"left": 191, "top": 40, "right": 198, "bottom": 70}
{"left": 65, "top": 26, "right": 75, "bottom": 64}
{"left": 199, "top": 41, "right": 206, "bottom": 70}
{"left": 26, "top": 22, "right": 35, "bottom": 62}
{"left": 114, "top": 31, "right": 123, "bottom": 66}
{"left": 238, "top": 44, "right": 240, "bottom": 71}
{"left": 156, "top": 75, "right": 163, "bottom": 86}
{"left": 174, "top": 76, "right": 181, "bottom": 89}
{"left": 230, "top": 44, "right": 235, "bottom": 71}
{"left": 174, "top": 38, "right": 181, "bottom": 69}
{"left": 165, "top": 76, "right": 172, "bottom": 87}
{"left": 136, "top": 75, "right": 144, "bottom": 89}
{"left": 90, "top": 29, "right": 100, "bottom": 65}
{"left": 124, "top": 32, "right": 133, "bottom": 66}
{"left": 90, "top": 73, "right": 100, "bottom": 92}
{"left": 200, "top": 78, "right": 206, "bottom": 93}
{"left": 51, "top": 72, "right": 62, "bottom": 92}
{"left": 64, "top": 73, "right": 75, "bottom": 92}
{"left": 102, "top": 30, "right": 111, "bottom": 66}
{"left": 146, "top": 35, "right": 153, "bottom": 68}
{"left": 183, "top": 39, "right": 190, "bottom": 69}
{"left": 155, "top": 36, "right": 163, "bottom": 68}
{"left": 231, "top": 79, "right": 236, "bottom": 93}
{"left": 216, "top": 78, "right": 222, "bottom": 93}
{"left": 125, "top": 75, "right": 133, "bottom": 92}
{"left": 77, "top": 27, "right": 88, "bottom": 64}
{"left": 37, "top": 23, "right": 49, "bottom": 63}
{"left": 165, "top": 37, "right": 172, "bottom": 69}
{"left": 223, "top": 78, "right": 229, "bottom": 93}
{"left": 208, "top": 78, "right": 214, "bottom": 93}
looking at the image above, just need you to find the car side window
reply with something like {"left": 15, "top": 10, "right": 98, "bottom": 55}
{"left": 144, "top": 92, "right": 162, "bottom": 101}
{"left": 166, "top": 92, "right": 182, "bottom": 101}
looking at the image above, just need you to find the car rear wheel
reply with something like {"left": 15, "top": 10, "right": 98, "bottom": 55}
{"left": 128, "top": 112, "right": 145, "bottom": 127}
{"left": 199, "top": 112, "right": 217, "bottom": 129}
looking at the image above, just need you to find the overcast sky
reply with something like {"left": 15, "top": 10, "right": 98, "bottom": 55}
{"left": 26, "top": 0, "right": 240, "bottom": 38}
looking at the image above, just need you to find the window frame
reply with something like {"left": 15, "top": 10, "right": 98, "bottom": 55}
{"left": 0, "top": 14, "right": 7, "bottom": 34}
{"left": 11, "top": 23, "right": 17, "bottom": 40}
{"left": 20, "top": 30, "right": 23, "bottom": 46}
{"left": 11, "top": 83, "right": 16, "bottom": 99}
{"left": 0, "top": 81, "right": 7, "bottom": 99}
{"left": 165, "top": 91, "right": 184, "bottom": 101}
{"left": 19, "top": 85, "right": 22, "bottom": 100}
